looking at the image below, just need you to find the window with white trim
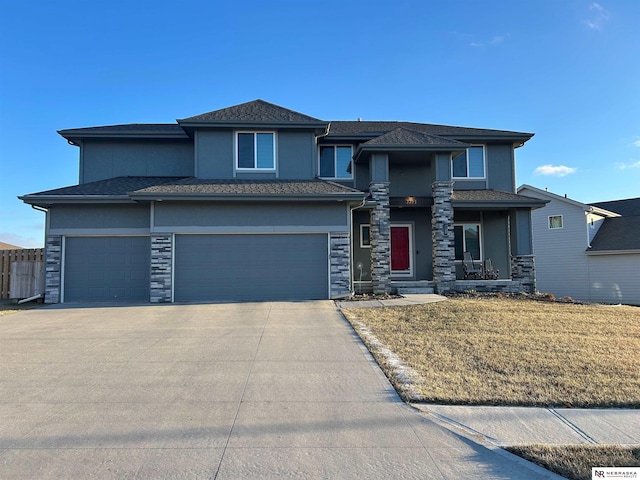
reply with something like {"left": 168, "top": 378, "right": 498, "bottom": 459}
{"left": 236, "top": 132, "right": 275, "bottom": 170}
{"left": 319, "top": 145, "right": 352, "bottom": 179}
{"left": 360, "top": 224, "right": 371, "bottom": 248}
{"left": 548, "top": 215, "right": 563, "bottom": 229}
{"left": 452, "top": 145, "right": 485, "bottom": 179}
{"left": 454, "top": 224, "right": 481, "bottom": 261}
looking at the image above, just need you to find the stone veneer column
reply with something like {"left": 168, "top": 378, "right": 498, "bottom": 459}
{"left": 150, "top": 234, "right": 173, "bottom": 303}
{"left": 44, "top": 235, "right": 62, "bottom": 303}
{"left": 369, "top": 182, "right": 391, "bottom": 295}
{"left": 330, "top": 232, "right": 350, "bottom": 298}
{"left": 511, "top": 254, "right": 536, "bottom": 294}
{"left": 431, "top": 181, "right": 455, "bottom": 294}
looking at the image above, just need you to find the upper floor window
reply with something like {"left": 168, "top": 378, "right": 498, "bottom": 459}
{"left": 237, "top": 132, "right": 275, "bottom": 170}
{"left": 319, "top": 145, "right": 352, "bottom": 179}
{"left": 452, "top": 145, "right": 485, "bottom": 179}
{"left": 548, "top": 215, "right": 563, "bottom": 229}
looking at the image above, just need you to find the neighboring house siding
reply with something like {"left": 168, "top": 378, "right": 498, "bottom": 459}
{"left": 586, "top": 212, "right": 606, "bottom": 244}
{"left": 153, "top": 201, "right": 348, "bottom": 230}
{"left": 525, "top": 191, "right": 590, "bottom": 299}
{"left": 587, "top": 254, "right": 640, "bottom": 305}
{"left": 81, "top": 140, "right": 193, "bottom": 183}
{"left": 49, "top": 204, "right": 150, "bottom": 232}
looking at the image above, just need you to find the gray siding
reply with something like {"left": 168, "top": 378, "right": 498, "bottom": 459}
{"left": 50, "top": 204, "right": 150, "bottom": 230}
{"left": 174, "top": 234, "right": 328, "bottom": 301}
{"left": 587, "top": 254, "right": 640, "bottom": 305}
{"left": 352, "top": 210, "right": 372, "bottom": 281}
{"left": 196, "top": 130, "right": 234, "bottom": 178}
{"left": 389, "top": 163, "right": 432, "bottom": 197}
{"left": 277, "top": 131, "right": 316, "bottom": 179}
{"left": 486, "top": 144, "right": 515, "bottom": 192}
{"left": 354, "top": 163, "right": 370, "bottom": 191}
{"left": 81, "top": 140, "right": 193, "bottom": 183}
{"left": 154, "top": 201, "right": 348, "bottom": 229}
{"left": 523, "top": 188, "right": 591, "bottom": 299}
{"left": 482, "top": 211, "right": 510, "bottom": 279}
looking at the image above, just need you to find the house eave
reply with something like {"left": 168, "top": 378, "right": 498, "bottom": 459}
{"left": 586, "top": 249, "right": 640, "bottom": 256}
{"left": 19, "top": 195, "right": 134, "bottom": 208}
{"left": 354, "top": 144, "right": 468, "bottom": 163}
{"left": 451, "top": 200, "right": 547, "bottom": 209}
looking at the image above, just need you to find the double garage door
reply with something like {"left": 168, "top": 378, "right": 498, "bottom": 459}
{"left": 63, "top": 234, "right": 328, "bottom": 303}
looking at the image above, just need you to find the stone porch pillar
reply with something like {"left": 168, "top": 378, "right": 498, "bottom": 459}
{"left": 511, "top": 255, "right": 536, "bottom": 294}
{"left": 431, "top": 181, "right": 455, "bottom": 294}
{"left": 150, "top": 234, "right": 173, "bottom": 303}
{"left": 369, "top": 182, "right": 391, "bottom": 294}
{"left": 44, "top": 235, "right": 62, "bottom": 303}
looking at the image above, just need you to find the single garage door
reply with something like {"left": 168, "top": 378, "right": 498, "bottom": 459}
{"left": 64, "top": 236, "right": 150, "bottom": 303}
{"left": 175, "top": 234, "right": 328, "bottom": 302}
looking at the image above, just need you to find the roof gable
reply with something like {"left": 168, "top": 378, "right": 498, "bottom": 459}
{"left": 178, "top": 99, "right": 325, "bottom": 124}
{"left": 361, "top": 127, "right": 468, "bottom": 147}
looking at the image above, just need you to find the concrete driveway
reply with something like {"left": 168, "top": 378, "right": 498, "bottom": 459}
{"left": 0, "top": 302, "right": 560, "bottom": 479}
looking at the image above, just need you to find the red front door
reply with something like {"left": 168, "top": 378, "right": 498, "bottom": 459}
{"left": 391, "top": 225, "right": 410, "bottom": 273}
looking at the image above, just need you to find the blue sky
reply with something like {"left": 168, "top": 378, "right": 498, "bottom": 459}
{"left": 1, "top": 0, "right": 638, "bottom": 248}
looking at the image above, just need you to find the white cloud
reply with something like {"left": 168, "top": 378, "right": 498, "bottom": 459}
{"left": 586, "top": 2, "right": 610, "bottom": 30}
{"left": 633, "top": 139, "right": 640, "bottom": 147}
{"left": 470, "top": 34, "right": 507, "bottom": 48}
{"left": 616, "top": 160, "right": 640, "bottom": 170}
{"left": 534, "top": 165, "right": 577, "bottom": 177}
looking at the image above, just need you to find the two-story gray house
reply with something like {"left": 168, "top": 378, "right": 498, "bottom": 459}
{"left": 21, "top": 100, "right": 545, "bottom": 304}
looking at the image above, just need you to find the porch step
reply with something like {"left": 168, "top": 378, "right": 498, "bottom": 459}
{"left": 396, "top": 287, "right": 435, "bottom": 294}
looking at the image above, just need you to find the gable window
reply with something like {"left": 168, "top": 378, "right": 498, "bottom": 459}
{"left": 548, "top": 215, "right": 563, "bottom": 229}
{"left": 360, "top": 224, "right": 371, "bottom": 248}
{"left": 237, "top": 132, "right": 275, "bottom": 170}
{"left": 452, "top": 145, "right": 485, "bottom": 179}
{"left": 453, "top": 224, "right": 481, "bottom": 261}
{"left": 319, "top": 145, "right": 352, "bottom": 179}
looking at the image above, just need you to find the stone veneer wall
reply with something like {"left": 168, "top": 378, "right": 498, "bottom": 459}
{"left": 369, "top": 182, "right": 391, "bottom": 294}
{"left": 44, "top": 235, "right": 62, "bottom": 304}
{"left": 510, "top": 254, "right": 536, "bottom": 294}
{"left": 150, "top": 234, "right": 173, "bottom": 303}
{"left": 330, "top": 232, "right": 350, "bottom": 298}
{"left": 431, "top": 181, "right": 455, "bottom": 294}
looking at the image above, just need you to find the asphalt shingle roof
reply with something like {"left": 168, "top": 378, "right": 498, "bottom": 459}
{"left": 591, "top": 198, "right": 640, "bottom": 217}
{"left": 133, "top": 178, "right": 363, "bottom": 196}
{"left": 327, "top": 121, "right": 533, "bottom": 139}
{"left": 21, "top": 177, "right": 364, "bottom": 202}
{"left": 453, "top": 190, "right": 546, "bottom": 204}
{"left": 360, "top": 127, "right": 468, "bottom": 147}
{"left": 589, "top": 216, "right": 640, "bottom": 251}
{"left": 179, "top": 99, "right": 324, "bottom": 123}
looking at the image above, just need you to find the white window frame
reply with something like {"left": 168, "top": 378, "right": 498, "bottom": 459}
{"left": 235, "top": 131, "right": 277, "bottom": 171}
{"left": 390, "top": 223, "right": 414, "bottom": 277}
{"left": 451, "top": 145, "right": 486, "bottom": 179}
{"left": 318, "top": 144, "right": 353, "bottom": 179}
{"left": 360, "top": 224, "right": 371, "bottom": 248}
{"left": 548, "top": 215, "right": 563, "bottom": 229}
{"left": 453, "top": 223, "right": 483, "bottom": 261}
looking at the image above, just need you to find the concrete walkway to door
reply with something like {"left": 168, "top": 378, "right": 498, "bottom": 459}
{"left": 0, "top": 301, "right": 561, "bottom": 479}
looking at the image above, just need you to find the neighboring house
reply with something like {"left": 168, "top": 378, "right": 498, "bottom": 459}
{"left": 20, "top": 99, "right": 546, "bottom": 304}
{"left": 518, "top": 185, "right": 640, "bottom": 305}
{"left": 0, "top": 242, "right": 24, "bottom": 250}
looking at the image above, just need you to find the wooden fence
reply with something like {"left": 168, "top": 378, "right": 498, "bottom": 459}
{"left": 0, "top": 248, "right": 45, "bottom": 300}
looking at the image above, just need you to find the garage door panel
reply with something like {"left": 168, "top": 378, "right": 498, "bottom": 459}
{"left": 175, "top": 234, "right": 328, "bottom": 302}
{"left": 64, "top": 237, "right": 150, "bottom": 303}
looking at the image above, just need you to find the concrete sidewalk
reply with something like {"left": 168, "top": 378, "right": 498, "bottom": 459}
{"left": 0, "top": 301, "right": 561, "bottom": 479}
{"left": 415, "top": 405, "right": 640, "bottom": 447}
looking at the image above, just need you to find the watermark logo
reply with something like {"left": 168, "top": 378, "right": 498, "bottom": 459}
{"left": 592, "top": 467, "right": 639, "bottom": 479}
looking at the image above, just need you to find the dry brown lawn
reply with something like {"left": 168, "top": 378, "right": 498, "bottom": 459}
{"left": 506, "top": 445, "right": 640, "bottom": 480}
{"left": 342, "top": 297, "right": 640, "bottom": 407}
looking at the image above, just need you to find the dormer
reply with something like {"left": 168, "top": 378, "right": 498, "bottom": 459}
{"left": 177, "top": 100, "right": 328, "bottom": 180}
